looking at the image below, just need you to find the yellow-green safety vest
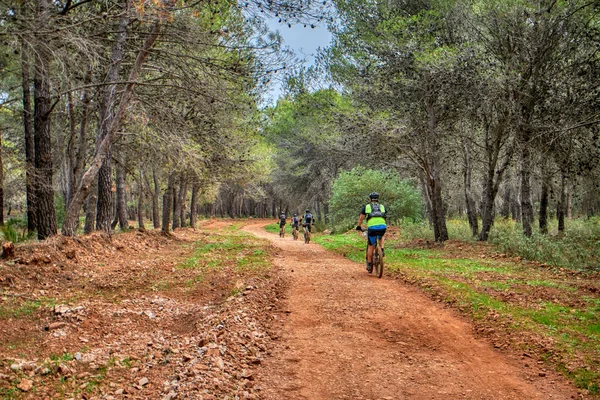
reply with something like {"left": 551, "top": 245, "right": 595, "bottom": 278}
{"left": 365, "top": 203, "right": 386, "bottom": 227}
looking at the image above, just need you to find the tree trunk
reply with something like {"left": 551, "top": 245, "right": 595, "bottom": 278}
{"left": 520, "top": 144, "right": 534, "bottom": 237}
{"left": 539, "top": 171, "right": 550, "bottom": 234}
{"left": 162, "top": 173, "right": 174, "bottom": 234}
{"left": 557, "top": 173, "right": 566, "bottom": 233}
{"left": 179, "top": 174, "right": 188, "bottom": 226}
{"left": 65, "top": 90, "right": 77, "bottom": 208}
{"left": 190, "top": 183, "right": 200, "bottom": 228}
{"left": 84, "top": 182, "right": 97, "bottom": 234}
{"left": 172, "top": 176, "right": 181, "bottom": 229}
{"left": 113, "top": 151, "right": 128, "bottom": 230}
{"left": 95, "top": 9, "right": 129, "bottom": 233}
{"left": 500, "top": 177, "right": 511, "bottom": 219}
{"left": 152, "top": 168, "right": 160, "bottom": 229}
{"left": 427, "top": 176, "right": 449, "bottom": 242}
{"left": 138, "top": 169, "right": 145, "bottom": 230}
{"left": 21, "top": 40, "right": 36, "bottom": 232}
{"left": 61, "top": 22, "right": 160, "bottom": 236}
{"left": 33, "top": 0, "right": 57, "bottom": 240}
{"left": 463, "top": 139, "right": 478, "bottom": 237}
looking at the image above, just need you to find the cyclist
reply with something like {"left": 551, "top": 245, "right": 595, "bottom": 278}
{"left": 356, "top": 192, "right": 387, "bottom": 273}
{"left": 291, "top": 213, "right": 301, "bottom": 236}
{"left": 302, "top": 209, "right": 314, "bottom": 233}
{"left": 279, "top": 211, "right": 287, "bottom": 236}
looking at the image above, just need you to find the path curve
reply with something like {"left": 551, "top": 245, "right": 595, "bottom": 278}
{"left": 244, "top": 222, "right": 581, "bottom": 399}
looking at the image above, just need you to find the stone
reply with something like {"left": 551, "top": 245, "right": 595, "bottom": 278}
{"left": 48, "top": 322, "right": 67, "bottom": 330}
{"left": 139, "top": 377, "right": 149, "bottom": 387}
{"left": 114, "top": 389, "right": 124, "bottom": 395}
{"left": 17, "top": 378, "right": 33, "bottom": 392}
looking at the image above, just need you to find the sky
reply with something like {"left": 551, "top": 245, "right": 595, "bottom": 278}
{"left": 263, "top": 18, "right": 333, "bottom": 103}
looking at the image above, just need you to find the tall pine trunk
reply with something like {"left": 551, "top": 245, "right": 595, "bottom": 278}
{"left": 21, "top": 39, "right": 36, "bottom": 232}
{"left": 162, "top": 173, "right": 174, "bottom": 234}
{"left": 539, "top": 171, "right": 550, "bottom": 234}
{"left": 179, "top": 174, "right": 188, "bottom": 226}
{"left": 84, "top": 183, "right": 97, "bottom": 234}
{"left": 138, "top": 168, "right": 145, "bottom": 230}
{"left": 113, "top": 151, "right": 128, "bottom": 230}
{"left": 520, "top": 144, "right": 534, "bottom": 237}
{"left": 152, "top": 168, "right": 160, "bottom": 229}
{"left": 190, "top": 183, "right": 200, "bottom": 228}
{"left": 557, "top": 172, "right": 567, "bottom": 232}
{"left": 33, "top": 0, "right": 57, "bottom": 239}
{"left": 463, "top": 139, "right": 478, "bottom": 237}
{"left": 95, "top": 9, "right": 129, "bottom": 233}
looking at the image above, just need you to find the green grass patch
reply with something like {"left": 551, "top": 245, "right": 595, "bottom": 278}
{"left": 312, "top": 230, "right": 600, "bottom": 393}
{"left": 177, "top": 225, "right": 273, "bottom": 289}
{"left": 0, "top": 297, "right": 57, "bottom": 319}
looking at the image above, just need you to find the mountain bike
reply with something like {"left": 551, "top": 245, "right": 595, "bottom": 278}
{"left": 303, "top": 224, "right": 311, "bottom": 244}
{"left": 360, "top": 227, "right": 384, "bottom": 278}
{"left": 292, "top": 225, "right": 299, "bottom": 240}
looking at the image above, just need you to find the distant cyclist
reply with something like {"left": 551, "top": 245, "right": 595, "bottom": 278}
{"left": 356, "top": 192, "right": 387, "bottom": 273}
{"left": 291, "top": 213, "right": 300, "bottom": 231}
{"left": 302, "top": 209, "right": 314, "bottom": 232}
{"left": 279, "top": 211, "right": 287, "bottom": 237}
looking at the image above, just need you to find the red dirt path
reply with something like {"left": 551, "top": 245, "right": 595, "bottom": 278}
{"left": 245, "top": 221, "right": 581, "bottom": 400}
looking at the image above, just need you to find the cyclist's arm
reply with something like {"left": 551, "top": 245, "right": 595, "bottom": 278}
{"left": 357, "top": 213, "right": 366, "bottom": 227}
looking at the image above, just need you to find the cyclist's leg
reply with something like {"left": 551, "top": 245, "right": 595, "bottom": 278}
{"left": 366, "top": 230, "right": 376, "bottom": 263}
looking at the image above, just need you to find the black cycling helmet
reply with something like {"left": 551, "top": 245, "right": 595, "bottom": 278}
{"left": 305, "top": 209, "right": 310, "bottom": 213}
{"left": 369, "top": 192, "right": 379, "bottom": 200}
{"left": 293, "top": 213, "right": 297, "bottom": 217}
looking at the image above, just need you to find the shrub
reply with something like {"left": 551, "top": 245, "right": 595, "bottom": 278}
{"left": 329, "top": 167, "right": 423, "bottom": 232}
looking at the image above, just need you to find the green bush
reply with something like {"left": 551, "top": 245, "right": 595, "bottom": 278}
{"left": 328, "top": 167, "right": 423, "bottom": 232}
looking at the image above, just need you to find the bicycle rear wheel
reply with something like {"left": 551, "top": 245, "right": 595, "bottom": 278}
{"left": 374, "top": 243, "right": 384, "bottom": 278}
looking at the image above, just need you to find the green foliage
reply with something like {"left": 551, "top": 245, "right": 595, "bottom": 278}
{"left": 328, "top": 167, "right": 423, "bottom": 232}
{"left": 489, "top": 218, "right": 600, "bottom": 271}
{"left": 0, "top": 218, "right": 34, "bottom": 244}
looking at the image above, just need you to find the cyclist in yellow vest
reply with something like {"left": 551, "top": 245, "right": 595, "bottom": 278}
{"left": 356, "top": 192, "right": 387, "bottom": 273}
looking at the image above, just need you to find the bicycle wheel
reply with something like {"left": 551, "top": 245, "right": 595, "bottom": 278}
{"left": 374, "top": 242, "right": 384, "bottom": 278}
{"left": 307, "top": 230, "right": 311, "bottom": 244}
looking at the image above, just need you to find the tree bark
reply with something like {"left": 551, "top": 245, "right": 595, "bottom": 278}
{"left": 138, "top": 168, "right": 145, "bottom": 230}
{"left": 179, "top": 174, "right": 188, "bottom": 226}
{"left": 557, "top": 172, "right": 566, "bottom": 232}
{"left": 152, "top": 168, "right": 160, "bottom": 229}
{"left": 500, "top": 175, "right": 511, "bottom": 219}
{"left": 33, "top": 0, "right": 57, "bottom": 240}
{"left": 113, "top": 150, "right": 128, "bottom": 230}
{"left": 96, "top": 11, "right": 129, "bottom": 233}
{"left": 190, "top": 183, "right": 200, "bottom": 228}
{"left": 162, "top": 172, "right": 175, "bottom": 234}
{"left": 21, "top": 40, "right": 36, "bottom": 232}
{"left": 539, "top": 171, "right": 550, "bottom": 234}
{"left": 65, "top": 90, "right": 77, "bottom": 208}
{"left": 61, "top": 21, "right": 160, "bottom": 236}
{"left": 83, "top": 183, "right": 97, "bottom": 234}
{"left": 520, "top": 144, "right": 534, "bottom": 237}
{"left": 463, "top": 139, "right": 478, "bottom": 237}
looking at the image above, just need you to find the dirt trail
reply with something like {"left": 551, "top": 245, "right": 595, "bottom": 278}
{"left": 244, "top": 222, "right": 580, "bottom": 400}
